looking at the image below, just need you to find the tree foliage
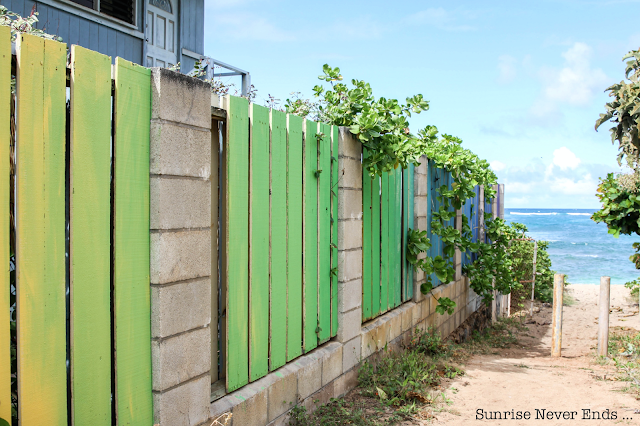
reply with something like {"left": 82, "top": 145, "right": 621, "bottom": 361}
{"left": 288, "top": 65, "right": 430, "bottom": 176}
{"left": 595, "top": 48, "right": 640, "bottom": 171}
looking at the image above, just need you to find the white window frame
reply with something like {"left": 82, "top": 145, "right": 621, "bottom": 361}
{"left": 41, "top": 0, "right": 143, "bottom": 37}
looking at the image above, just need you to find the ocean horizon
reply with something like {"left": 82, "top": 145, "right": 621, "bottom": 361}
{"left": 504, "top": 208, "right": 639, "bottom": 285}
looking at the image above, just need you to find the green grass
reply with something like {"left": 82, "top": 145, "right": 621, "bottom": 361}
{"left": 288, "top": 319, "right": 526, "bottom": 426}
{"left": 600, "top": 327, "right": 640, "bottom": 396}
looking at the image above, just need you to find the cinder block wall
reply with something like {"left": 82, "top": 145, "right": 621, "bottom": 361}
{"left": 149, "top": 68, "right": 213, "bottom": 426}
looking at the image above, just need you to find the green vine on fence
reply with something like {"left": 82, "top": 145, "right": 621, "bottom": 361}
{"left": 288, "top": 64, "right": 430, "bottom": 177}
{"left": 407, "top": 130, "right": 518, "bottom": 314}
{"left": 297, "top": 64, "right": 519, "bottom": 315}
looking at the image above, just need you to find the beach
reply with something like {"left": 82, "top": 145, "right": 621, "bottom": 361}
{"left": 433, "top": 284, "right": 639, "bottom": 425}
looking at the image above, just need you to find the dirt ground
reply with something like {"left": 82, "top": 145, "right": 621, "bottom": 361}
{"left": 431, "top": 284, "right": 639, "bottom": 425}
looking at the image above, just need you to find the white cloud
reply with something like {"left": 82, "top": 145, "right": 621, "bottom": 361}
{"left": 549, "top": 173, "right": 597, "bottom": 195}
{"left": 404, "top": 8, "right": 476, "bottom": 31}
{"left": 495, "top": 152, "right": 609, "bottom": 208}
{"left": 552, "top": 146, "right": 581, "bottom": 170}
{"left": 532, "top": 42, "right": 608, "bottom": 118}
{"left": 544, "top": 43, "right": 607, "bottom": 106}
{"left": 212, "top": 13, "right": 295, "bottom": 42}
{"left": 324, "top": 16, "right": 384, "bottom": 41}
{"left": 490, "top": 160, "right": 506, "bottom": 172}
{"left": 497, "top": 55, "right": 517, "bottom": 83}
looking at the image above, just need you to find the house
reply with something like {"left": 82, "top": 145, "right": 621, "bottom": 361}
{"left": 3, "top": 0, "right": 205, "bottom": 73}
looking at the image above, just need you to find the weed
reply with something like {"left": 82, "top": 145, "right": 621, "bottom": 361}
{"left": 290, "top": 320, "right": 526, "bottom": 425}
{"left": 593, "top": 327, "right": 640, "bottom": 398}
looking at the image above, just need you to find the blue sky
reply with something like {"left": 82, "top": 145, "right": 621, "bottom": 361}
{"left": 203, "top": 0, "right": 640, "bottom": 208}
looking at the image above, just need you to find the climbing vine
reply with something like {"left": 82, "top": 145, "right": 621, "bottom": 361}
{"left": 299, "top": 64, "right": 519, "bottom": 315}
{"left": 407, "top": 130, "right": 519, "bottom": 314}
{"left": 288, "top": 64, "right": 430, "bottom": 176}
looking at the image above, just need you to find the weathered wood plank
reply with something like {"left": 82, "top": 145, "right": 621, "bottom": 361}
{"left": 303, "top": 120, "right": 318, "bottom": 352}
{"left": 330, "top": 125, "right": 338, "bottom": 337}
{"left": 402, "top": 167, "right": 408, "bottom": 301}
{"left": 395, "top": 167, "right": 402, "bottom": 306}
{"left": 362, "top": 155, "right": 372, "bottom": 320}
{"left": 249, "top": 104, "right": 270, "bottom": 382}
{"left": 70, "top": 45, "right": 112, "bottom": 426}
{"left": 15, "top": 33, "right": 67, "bottom": 426}
{"left": 113, "top": 57, "right": 153, "bottom": 425}
{"left": 380, "top": 172, "right": 389, "bottom": 313}
{"left": 371, "top": 175, "right": 381, "bottom": 318}
{"left": 318, "top": 123, "right": 331, "bottom": 342}
{"left": 270, "top": 109, "right": 287, "bottom": 370}
{"left": 0, "top": 25, "right": 10, "bottom": 426}
{"left": 286, "top": 114, "right": 303, "bottom": 361}
{"left": 226, "top": 95, "right": 250, "bottom": 391}
{"left": 407, "top": 164, "right": 414, "bottom": 300}
{"left": 388, "top": 170, "right": 396, "bottom": 308}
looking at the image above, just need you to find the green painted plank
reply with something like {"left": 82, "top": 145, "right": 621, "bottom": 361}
{"left": 361, "top": 151, "right": 372, "bottom": 321}
{"left": 0, "top": 25, "right": 10, "bottom": 426}
{"left": 226, "top": 96, "right": 250, "bottom": 391}
{"left": 15, "top": 34, "right": 68, "bottom": 426}
{"left": 387, "top": 170, "right": 395, "bottom": 309}
{"left": 330, "top": 126, "right": 338, "bottom": 337}
{"left": 402, "top": 168, "right": 408, "bottom": 302}
{"left": 70, "top": 45, "right": 112, "bottom": 426}
{"left": 250, "top": 104, "right": 270, "bottom": 381}
{"left": 407, "top": 164, "right": 414, "bottom": 300}
{"left": 395, "top": 168, "right": 402, "bottom": 306}
{"left": 371, "top": 175, "right": 381, "bottom": 318}
{"left": 318, "top": 123, "right": 331, "bottom": 342}
{"left": 303, "top": 120, "right": 318, "bottom": 352}
{"left": 270, "top": 109, "right": 287, "bottom": 371}
{"left": 286, "top": 114, "right": 303, "bottom": 361}
{"left": 380, "top": 172, "right": 389, "bottom": 313}
{"left": 113, "top": 58, "right": 153, "bottom": 426}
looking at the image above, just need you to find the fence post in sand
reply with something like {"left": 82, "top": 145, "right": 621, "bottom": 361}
{"left": 598, "top": 276, "right": 611, "bottom": 357}
{"left": 551, "top": 274, "right": 564, "bottom": 357}
{"left": 530, "top": 240, "right": 538, "bottom": 316}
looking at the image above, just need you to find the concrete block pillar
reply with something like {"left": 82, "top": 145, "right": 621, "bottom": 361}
{"left": 149, "top": 68, "right": 213, "bottom": 426}
{"left": 413, "top": 156, "right": 428, "bottom": 302}
{"left": 337, "top": 128, "right": 363, "bottom": 347}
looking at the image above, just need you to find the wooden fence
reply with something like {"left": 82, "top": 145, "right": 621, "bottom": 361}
{"left": 1, "top": 31, "right": 152, "bottom": 425}
{"left": 361, "top": 162, "right": 415, "bottom": 322}
{"left": 220, "top": 96, "right": 339, "bottom": 392}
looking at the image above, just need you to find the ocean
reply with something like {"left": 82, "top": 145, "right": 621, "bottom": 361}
{"left": 505, "top": 208, "right": 639, "bottom": 285}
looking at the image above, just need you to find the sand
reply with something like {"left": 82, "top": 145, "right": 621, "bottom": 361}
{"left": 432, "top": 284, "right": 639, "bottom": 425}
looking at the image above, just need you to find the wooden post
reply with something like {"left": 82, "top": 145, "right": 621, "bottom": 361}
{"left": 551, "top": 274, "right": 564, "bottom": 357}
{"left": 598, "top": 276, "right": 611, "bottom": 357}
{"left": 530, "top": 240, "right": 537, "bottom": 316}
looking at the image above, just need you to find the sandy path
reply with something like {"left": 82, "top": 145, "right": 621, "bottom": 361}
{"left": 433, "top": 284, "right": 639, "bottom": 425}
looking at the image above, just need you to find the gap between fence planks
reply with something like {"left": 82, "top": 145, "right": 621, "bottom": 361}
{"left": 0, "top": 25, "right": 10, "bottom": 426}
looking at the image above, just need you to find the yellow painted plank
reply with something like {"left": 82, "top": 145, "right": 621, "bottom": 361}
{"left": 113, "top": 57, "right": 153, "bottom": 425}
{"left": 15, "top": 33, "right": 67, "bottom": 426}
{"left": 0, "top": 25, "right": 10, "bottom": 426}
